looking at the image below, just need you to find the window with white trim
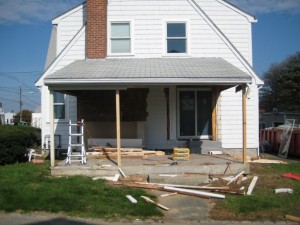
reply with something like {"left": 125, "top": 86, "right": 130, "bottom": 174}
{"left": 110, "top": 22, "right": 131, "bottom": 54}
{"left": 53, "top": 91, "right": 65, "bottom": 119}
{"left": 167, "top": 23, "right": 186, "bottom": 53}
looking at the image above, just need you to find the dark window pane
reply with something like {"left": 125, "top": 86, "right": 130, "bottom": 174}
{"left": 53, "top": 92, "right": 64, "bottom": 103}
{"left": 197, "top": 91, "right": 212, "bottom": 136}
{"left": 179, "top": 91, "right": 195, "bottom": 136}
{"left": 167, "top": 39, "right": 186, "bottom": 53}
{"left": 167, "top": 23, "right": 186, "bottom": 37}
{"left": 54, "top": 105, "right": 65, "bottom": 119}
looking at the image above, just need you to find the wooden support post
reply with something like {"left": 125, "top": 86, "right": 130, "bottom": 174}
{"left": 242, "top": 86, "right": 247, "bottom": 164}
{"left": 116, "top": 90, "right": 121, "bottom": 166}
{"left": 49, "top": 90, "right": 55, "bottom": 167}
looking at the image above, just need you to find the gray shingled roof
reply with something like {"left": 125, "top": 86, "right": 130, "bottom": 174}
{"left": 44, "top": 58, "right": 252, "bottom": 85}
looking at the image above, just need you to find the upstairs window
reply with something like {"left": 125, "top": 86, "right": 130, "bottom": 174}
{"left": 167, "top": 23, "right": 186, "bottom": 53}
{"left": 110, "top": 22, "right": 131, "bottom": 54}
{"left": 53, "top": 92, "right": 65, "bottom": 119}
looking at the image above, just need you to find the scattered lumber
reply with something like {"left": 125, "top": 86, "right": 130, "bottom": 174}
{"left": 137, "top": 182, "right": 229, "bottom": 190}
{"left": 114, "top": 182, "right": 162, "bottom": 190}
{"left": 118, "top": 168, "right": 127, "bottom": 178}
{"left": 141, "top": 196, "right": 169, "bottom": 211}
{"left": 92, "top": 174, "right": 120, "bottom": 182}
{"left": 92, "top": 147, "right": 165, "bottom": 159}
{"left": 275, "top": 188, "right": 293, "bottom": 194}
{"left": 164, "top": 186, "right": 225, "bottom": 199}
{"left": 249, "top": 159, "right": 287, "bottom": 164}
{"left": 119, "top": 176, "right": 146, "bottom": 182}
{"left": 126, "top": 195, "right": 137, "bottom": 204}
{"left": 285, "top": 214, "right": 300, "bottom": 223}
{"left": 227, "top": 171, "right": 245, "bottom": 185}
{"left": 161, "top": 192, "right": 178, "bottom": 197}
{"left": 246, "top": 176, "right": 258, "bottom": 195}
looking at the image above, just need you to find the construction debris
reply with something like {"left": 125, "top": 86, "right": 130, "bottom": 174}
{"left": 92, "top": 174, "right": 120, "bottom": 182}
{"left": 275, "top": 188, "right": 293, "bottom": 194}
{"left": 164, "top": 186, "right": 225, "bottom": 199}
{"left": 118, "top": 167, "right": 127, "bottom": 178}
{"left": 92, "top": 147, "right": 165, "bottom": 159}
{"left": 246, "top": 176, "right": 258, "bottom": 195}
{"left": 141, "top": 196, "right": 169, "bottom": 211}
{"left": 227, "top": 171, "right": 245, "bottom": 185}
{"left": 249, "top": 159, "right": 287, "bottom": 164}
{"left": 281, "top": 172, "right": 300, "bottom": 180}
{"left": 126, "top": 195, "right": 137, "bottom": 204}
{"left": 208, "top": 151, "right": 223, "bottom": 155}
{"left": 160, "top": 192, "right": 178, "bottom": 197}
{"left": 285, "top": 214, "right": 300, "bottom": 223}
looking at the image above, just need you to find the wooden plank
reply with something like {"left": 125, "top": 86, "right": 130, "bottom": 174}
{"left": 164, "top": 186, "right": 225, "bottom": 199}
{"left": 285, "top": 215, "right": 300, "bottom": 223}
{"left": 242, "top": 86, "right": 247, "bottom": 164}
{"left": 126, "top": 195, "right": 137, "bottom": 204}
{"left": 246, "top": 176, "right": 258, "bottom": 195}
{"left": 160, "top": 192, "right": 177, "bottom": 197}
{"left": 227, "top": 171, "right": 245, "bottom": 185}
{"left": 141, "top": 196, "right": 169, "bottom": 211}
{"left": 116, "top": 90, "right": 121, "bottom": 167}
{"left": 137, "top": 182, "right": 229, "bottom": 190}
{"left": 118, "top": 167, "right": 127, "bottom": 178}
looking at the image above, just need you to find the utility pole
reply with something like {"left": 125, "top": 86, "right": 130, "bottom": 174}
{"left": 19, "top": 85, "right": 22, "bottom": 122}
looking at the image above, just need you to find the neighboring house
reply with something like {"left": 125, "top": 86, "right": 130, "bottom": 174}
{"left": 4, "top": 112, "right": 16, "bottom": 125}
{"left": 36, "top": 0, "right": 263, "bottom": 160}
{"left": 31, "top": 113, "right": 42, "bottom": 128}
{"left": 0, "top": 103, "right": 4, "bottom": 124}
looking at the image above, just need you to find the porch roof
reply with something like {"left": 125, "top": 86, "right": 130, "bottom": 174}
{"left": 44, "top": 58, "right": 252, "bottom": 89}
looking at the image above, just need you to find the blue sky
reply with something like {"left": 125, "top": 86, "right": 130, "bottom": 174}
{"left": 0, "top": 0, "right": 300, "bottom": 113}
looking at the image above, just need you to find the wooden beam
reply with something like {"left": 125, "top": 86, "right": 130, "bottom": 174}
{"left": 242, "top": 86, "right": 247, "bottom": 164}
{"left": 246, "top": 176, "right": 258, "bottom": 195}
{"left": 285, "top": 215, "right": 300, "bottom": 223}
{"left": 49, "top": 90, "right": 55, "bottom": 167}
{"left": 116, "top": 90, "right": 121, "bottom": 166}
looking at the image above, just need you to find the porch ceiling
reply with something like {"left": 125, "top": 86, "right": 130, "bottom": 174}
{"left": 44, "top": 58, "right": 252, "bottom": 90}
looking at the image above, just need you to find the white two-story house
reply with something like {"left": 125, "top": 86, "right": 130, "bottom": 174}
{"left": 36, "top": 0, "right": 263, "bottom": 165}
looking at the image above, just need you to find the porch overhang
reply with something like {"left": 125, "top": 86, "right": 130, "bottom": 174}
{"left": 44, "top": 58, "right": 252, "bottom": 90}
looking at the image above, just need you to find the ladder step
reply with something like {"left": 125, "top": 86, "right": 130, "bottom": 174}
{"left": 70, "top": 133, "right": 83, "bottom": 136}
{"left": 70, "top": 144, "right": 84, "bottom": 147}
{"left": 70, "top": 123, "right": 83, "bottom": 126}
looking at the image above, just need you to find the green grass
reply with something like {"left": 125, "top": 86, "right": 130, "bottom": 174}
{"left": 0, "top": 162, "right": 162, "bottom": 219}
{"left": 211, "top": 163, "right": 300, "bottom": 220}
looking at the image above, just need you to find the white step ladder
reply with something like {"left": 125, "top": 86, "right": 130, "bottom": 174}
{"left": 66, "top": 119, "right": 86, "bottom": 165}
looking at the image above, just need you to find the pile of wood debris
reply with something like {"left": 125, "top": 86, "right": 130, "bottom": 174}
{"left": 87, "top": 147, "right": 165, "bottom": 159}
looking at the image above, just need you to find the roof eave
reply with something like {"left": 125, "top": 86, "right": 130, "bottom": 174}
{"left": 44, "top": 78, "right": 252, "bottom": 90}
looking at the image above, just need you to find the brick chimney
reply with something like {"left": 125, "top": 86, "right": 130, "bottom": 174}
{"left": 86, "top": 0, "right": 107, "bottom": 59}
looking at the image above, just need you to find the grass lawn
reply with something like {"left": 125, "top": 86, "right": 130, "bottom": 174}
{"left": 210, "top": 162, "right": 300, "bottom": 220}
{"left": 0, "top": 162, "right": 162, "bottom": 220}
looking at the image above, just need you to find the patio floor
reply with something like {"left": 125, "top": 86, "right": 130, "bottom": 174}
{"left": 52, "top": 153, "right": 249, "bottom": 184}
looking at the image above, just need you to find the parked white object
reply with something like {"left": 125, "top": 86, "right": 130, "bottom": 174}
{"left": 247, "top": 176, "right": 258, "bottom": 195}
{"left": 275, "top": 188, "right": 293, "bottom": 194}
{"left": 209, "top": 151, "right": 223, "bottom": 155}
{"left": 126, "top": 195, "right": 137, "bottom": 204}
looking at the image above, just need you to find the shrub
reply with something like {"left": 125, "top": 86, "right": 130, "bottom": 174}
{"left": 0, "top": 125, "right": 41, "bottom": 165}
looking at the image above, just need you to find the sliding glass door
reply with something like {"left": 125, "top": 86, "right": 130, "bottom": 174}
{"left": 178, "top": 89, "right": 212, "bottom": 138}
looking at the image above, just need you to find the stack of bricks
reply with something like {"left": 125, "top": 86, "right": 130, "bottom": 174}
{"left": 173, "top": 147, "right": 190, "bottom": 161}
{"left": 86, "top": 0, "right": 107, "bottom": 59}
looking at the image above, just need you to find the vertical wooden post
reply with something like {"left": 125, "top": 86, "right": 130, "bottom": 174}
{"left": 116, "top": 90, "right": 121, "bottom": 166}
{"left": 242, "top": 86, "right": 247, "bottom": 164}
{"left": 49, "top": 90, "right": 55, "bottom": 167}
